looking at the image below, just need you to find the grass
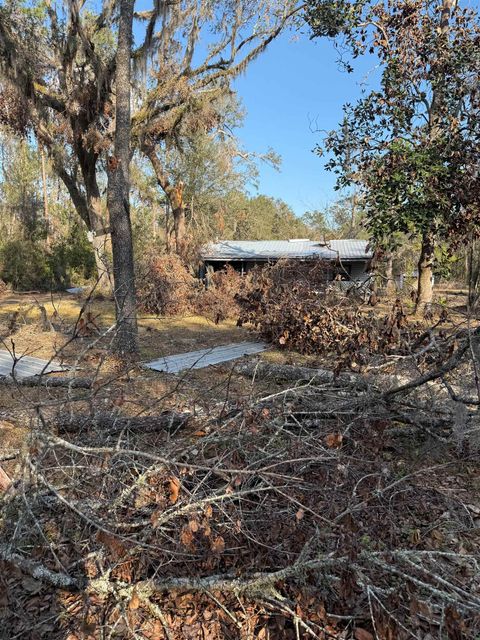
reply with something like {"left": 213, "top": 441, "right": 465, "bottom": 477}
{"left": 0, "top": 291, "right": 252, "bottom": 361}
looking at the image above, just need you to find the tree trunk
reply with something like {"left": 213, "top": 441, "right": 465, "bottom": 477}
{"left": 467, "top": 240, "right": 480, "bottom": 309}
{"left": 40, "top": 146, "right": 50, "bottom": 244}
{"left": 173, "top": 204, "right": 186, "bottom": 255}
{"left": 416, "top": 231, "right": 435, "bottom": 314}
{"left": 385, "top": 253, "right": 395, "bottom": 295}
{"left": 87, "top": 192, "right": 112, "bottom": 290}
{"left": 144, "top": 147, "right": 187, "bottom": 256}
{"left": 106, "top": 0, "right": 138, "bottom": 356}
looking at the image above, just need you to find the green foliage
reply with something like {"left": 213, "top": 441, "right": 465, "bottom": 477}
{"left": 0, "top": 239, "right": 51, "bottom": 290}
{"left": 305, "top": 0, "right": 365, "bottom": 40}
{"left": 214, "top": 193, "right": 311, "bottom": 241}
{"left": 0, "top": 225, "right": 95, "bottom": 291}
{"left": 48, "top": 225, "right": 96, "bottom": 288}
{"left": 0, "top": 137, "right": 44, "bottom": 238}
{"left": 313, "top": 0, "right": 480, "bottom": 255}
{"left": 302, "top": 194, "right": 368, "bottom": 239}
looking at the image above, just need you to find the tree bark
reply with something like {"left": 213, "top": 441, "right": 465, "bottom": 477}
{"left": 51, "top": 151, "right": 111, "bottom": 288}
{"left": 106, "top": 0, "right": 138, "bottom": 355}
{"left": 416, "top": 230, "right": 435, "bottom": 314}
{"left": 467, "top": 240, "right": 480, "bottom": 309}
{"left": 172, "top": 202, "right": 186, "bottom": 255}
{"left": 385, "top": 252, "right": 395, "bottom": 295}
{"left": 40, "top": 146, "right": 50, "bottom": 244}
{"left": 144, "top": 147, "right": 187, "bottom": 255}
{"left": 54, "top": 410, "right": 191, "bottom": 434}
{"left": 87, "top": 192, "right": 112, "bottom": 290}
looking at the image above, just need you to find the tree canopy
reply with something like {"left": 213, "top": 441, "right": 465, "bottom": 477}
{"left": 307, "top": 0, "right": 480, "bottom": 308}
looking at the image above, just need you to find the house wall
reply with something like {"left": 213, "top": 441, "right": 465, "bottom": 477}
{"left": 349, "top": 261, "right": 369, "bottom": 282}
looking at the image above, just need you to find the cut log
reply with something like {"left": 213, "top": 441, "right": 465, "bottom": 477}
{"left": 54, "top": 410, "right": 191, "bottom": 434}
{"left": 235, "top": 360, "right": 368, "bottom": 389}
{"left": 0, "top": 376, "right": 93, "bottom": 389}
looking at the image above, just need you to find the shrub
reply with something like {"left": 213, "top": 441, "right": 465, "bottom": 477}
{"left": 49, "top": 226, "right": 96, "bottom": 288}
{"left": 0, "top": 227, "right": 96, "bottom": 292}
{"left": 0, "top": 239, "right": 52, "bottom": 290}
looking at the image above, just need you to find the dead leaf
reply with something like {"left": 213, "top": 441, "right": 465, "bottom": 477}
{"left": 169, "top": 477, "right": 180, "bottom": 504}
{"left": 0, "top": 466, "right": 11, "bottom": 491}
{"left": 295, "top": 508, "right": 305, "bottom": 521}
{"left": 180, "top": 526, "right": 194, "bottom": 548}
{"left": 129, "top": 591, "right": 140, "bottom": 610}
{"left": 325, "top": 432, "right": 343, "bottom": 449}
{"left": 96, "top": 531, "right": 127, "bottom": 559}
{"left": 204, "top": 505, "right": 213, "bottom": 518}
{"left": 189, "top": 519, "right": 199, "bottom": 533}
{"left": 354, "top": 628, "right": 374, "bottom": 640}
{"left": 21, "top": 576, "right": 42, "bottom": 594}
{"left": 211, "top": 536, "right": 225, "bottom": 555}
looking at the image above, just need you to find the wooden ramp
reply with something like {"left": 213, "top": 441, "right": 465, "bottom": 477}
{"left": 0, "top": 350, "right": 66, "bottom": 380}
{"left": 145, "top": 341, "right": 267, "bottom": 374}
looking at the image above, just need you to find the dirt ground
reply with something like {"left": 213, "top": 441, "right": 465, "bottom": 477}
{"left": 0, "top": 290, "right": 277, "bottom": 459}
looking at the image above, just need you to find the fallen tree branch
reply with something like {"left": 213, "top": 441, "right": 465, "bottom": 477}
{"left": 52, "top": 410, "right": 191, "bottom": 433}
{"left": 0, "top": 543, "right": 79, "bottom": 589}
{"left": 235, "top": 360, "right": 369, "bottom": 390}
{"left": 384, "top": 338, "right": 472, "bottom": 398}
{"left": 0, "top": 375, "right": 93, "bottom": 389}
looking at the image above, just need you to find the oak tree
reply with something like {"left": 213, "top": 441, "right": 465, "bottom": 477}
{"left": 308, "top": 0, "right": 480, "bottom": 311}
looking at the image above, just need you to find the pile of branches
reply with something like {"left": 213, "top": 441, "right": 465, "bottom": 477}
{"left": 137, "top": 253, "right": 200, "bottom": 316}
{"left": 195, "top": 265, "right": 252, "bottom": 323}
{"left": 1, "top": 328, "right": 480, "bottom": 638}
{"left": 138, "top": 254, "right": 249, "bottom": 322}
{"left": 237, "top": 259, "right": 437, "bottom": 365}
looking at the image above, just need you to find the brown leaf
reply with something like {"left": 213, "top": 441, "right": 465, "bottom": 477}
{"left": 21, "top": 576, "right": 42, "bottom": 594}
{"left": 169, "top": 477, "right": 181, "bottom": 504}
{"left": 0, "top": 466, "right": 12, "bottom": 492}
{"left": 204, "top": 504, "right": 213, "bottom": 518}
{"left": 354, "top": 628, "right": 374, "bottom": 640}
{"left": 295, "top": 508, "right": 305, "bottom": 521}
{"left": 188, "top": 519, "right": 200, "bottom": 533}
{"left": 180, "top": 526, "right": 194, "bottom": 549}
{"left": 325, "top": 432, "right": 343, "bottom": 449}
{"left": 128, "top": 591, "right": 140, "bottom": 610}
{"left": 96, "top": 531, "right": 127, "bottom": 559}
{"left": 211, "top": 535, "right": 225, "bottom": 555}
{"left": 150, "top": 509, "right": 161, "bottom": 528}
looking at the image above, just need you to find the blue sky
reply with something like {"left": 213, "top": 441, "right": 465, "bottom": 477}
{"left": 234, "top": 29, "right": 378, "bottom": 216}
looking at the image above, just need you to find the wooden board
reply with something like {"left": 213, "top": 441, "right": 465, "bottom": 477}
{"left": 0, "top": 350, "right": 66, "bottom": 380}
{"left": 145, "top": 342, "right": 267, "bottom": 374}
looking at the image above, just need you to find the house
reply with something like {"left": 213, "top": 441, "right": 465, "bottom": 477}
{"left": 200, "top": 239, "right": 373, "bottom": 282}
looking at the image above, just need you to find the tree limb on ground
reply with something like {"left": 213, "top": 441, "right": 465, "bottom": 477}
{"left": 235, "top": 360, "right": 369, "bottom": 389}
{"left": 0, "top": 375, "right": 93, "bottom": 389}
{"left": 53, "top": 410, "right": 191, "bottom": 433}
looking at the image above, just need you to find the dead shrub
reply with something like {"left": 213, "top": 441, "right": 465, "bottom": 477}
{"left": 137, "top": 253, "right": 198, "bottom": 316}
{"left": 195, "top": 266, "right": 249, "bottom": 323}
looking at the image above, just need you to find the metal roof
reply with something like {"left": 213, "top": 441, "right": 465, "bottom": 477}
{"left": 145, "top": 342, "right": 267, "bottom": 374}
{"left": 0, "top": 350, "right": 66, "bottom": 379}
{"left": 201, "top": 239, "right": 372, "bottom": 262}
